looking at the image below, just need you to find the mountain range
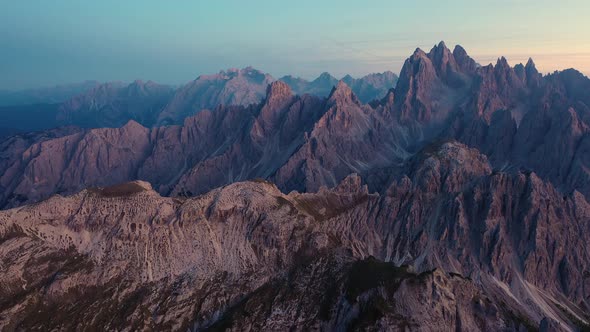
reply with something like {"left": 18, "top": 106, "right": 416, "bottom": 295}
{"left": 0, "top": 81, "right": 101, "bottom": 107}
{"left": 0, "top": 42, "right": 589, "bottom": 331}
{"left": 0, "top": 69, "right": 398, "bottom": 138}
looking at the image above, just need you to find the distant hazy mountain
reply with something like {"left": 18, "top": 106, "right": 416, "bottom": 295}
{"left": 341, "top": 71, "right": 399, "bottom": 102}
{"left": 0, "top": 68, "right": 398, "bottom": 134}
{"left": 57, "top": 80, "right": 175, "bottom": 128}
{"left": 156, "top": 67, "right": 274, "bottom": 125}
{"left": 0, "top": 81, "right": 174, "bottom": 138}
{"left": 0, "top": 81, "right": 100, "bottom": 106}
{"left": 158, "top": 68, "right": 397, "bottom": 125}
{"left": 280, "top": 71, "right": 398, "bottom": 103}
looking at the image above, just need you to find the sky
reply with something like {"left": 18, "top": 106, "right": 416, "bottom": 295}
{"left": 1, "top": 0, "right": 589, "bottom": 90}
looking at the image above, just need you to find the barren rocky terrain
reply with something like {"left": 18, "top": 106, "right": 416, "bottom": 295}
{"left": 1, "top": 42, "right": 589, "bottom": 331}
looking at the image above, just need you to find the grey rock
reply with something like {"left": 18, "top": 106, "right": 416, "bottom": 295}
{"left": 1, "top": 142, "right": 589, "bottom": 330}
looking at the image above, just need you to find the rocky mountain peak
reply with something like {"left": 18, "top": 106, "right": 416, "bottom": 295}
{"left": 264, "top": 80, "right": 293, "bottom": 102}
{"left": 83, "top": 82, "right": 125, "bottom": 98}
{"left": 213, "top": 67, "right": 270, "bottom": 82}
{"left": 342, "top": 74, "right": 354, "bottom": 81}
{"left": 251, "top": 81, "right": 296, "bottom": 140}
{"left": 427, "top": 41, "right": 461, "bottom": 82}
{"left": 525, "top": 57, "right": 540, "bottom": 79}
{"left": 452, "top": 44, "right": 467, "bottom": 57}
{"left": 121, "top": 119, "right": 146, "bottom": 131}
{"left": 410, "top": 47, "right": 428, "bottom": 61}
{"left": 125, "top": 80, "right": 171, "bottom": 97}
{"left": 333, "top": 173, "right": 368, "bottom": 194}
{"left": 317, "top": 72, "right": 337, "bottom": 82}
{"left": 395, "top": 46, "right": 441, "bottom": 122}
{"left": 495, "top": 56, "right": 511, "bottom": 71}
{"left": 453, "top": 44, "right": 478, "bottom": 73}
{"left": 408, "top": 141, "right": 492, "bottom": 193}
{"left": 525, "top": 57, "right": 536, "bottom": 70}
{"left": 241, "top": 66, "right": 272, "bottom": 82}
{"left": 257, "top": 81, "right": 294, "bottom": 124}
{"left": 428, "top": 41, "right": 451, "bottom": 58}
{"left": 405, "top": 46, "right": 436, "bottom": 71}
{"left": 327, "top": 81, "right": 358, "bottom": 106}
{"left": 127, "top": 80, "right": 147, "bottom": 93}
{"left": 278, "top": 75, "right": 307, "bottom": 88}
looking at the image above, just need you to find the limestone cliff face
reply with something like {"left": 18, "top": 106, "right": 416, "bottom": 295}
{"left": 1, "top": 143, "right": 589, "bottom": 331}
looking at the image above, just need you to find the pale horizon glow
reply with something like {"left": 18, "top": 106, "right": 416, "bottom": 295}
{"left": 1, "top": 1, "right": 589, "bottom": 90}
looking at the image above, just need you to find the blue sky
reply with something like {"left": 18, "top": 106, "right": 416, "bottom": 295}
{"left": 1, "top": 0, "right": 589, "bottom": 89}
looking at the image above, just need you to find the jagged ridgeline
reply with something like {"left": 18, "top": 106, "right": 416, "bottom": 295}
{"left": 0, "top": 69, "right": 398, "bottom": 137}
{"left": 1, "top": 42, "right": 590, "bottom": 331}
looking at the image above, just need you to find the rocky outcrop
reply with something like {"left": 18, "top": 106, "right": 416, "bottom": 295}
{"left": 1, "top": 142, "right": 589, "bottom": 330}
{"left": 395, "top": 46, "right": 452, "bottom": 124}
